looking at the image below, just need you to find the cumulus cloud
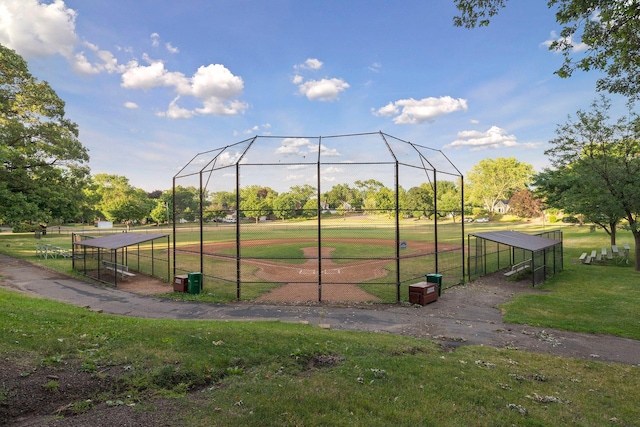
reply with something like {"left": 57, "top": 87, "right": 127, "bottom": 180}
{"left": 374, "top": 96, "right": 468, "bottom": 124}
{"left": 541, "top": 30, "right": 589, "bottom": 52}
{"left": 295, "top": 58, "right": 323, "bottom": 70}
{"left": 124, "top": 101, "right": 139, "bottom": 109}
{"left": 298, "top": 78, "right": 350, "bottom": 101}
{"left": 0, "top": 0, "right": 78, "bottom": 58}
{"left": 444, "top": 126, "right": 541, "bottom": 151}
{"left": 291, "top": 58, "right": 349, "bottom": 101}
{"left": 122, "top": 61, "right": 248, "bottom": 117}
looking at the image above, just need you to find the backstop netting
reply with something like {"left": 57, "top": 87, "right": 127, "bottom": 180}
{"left": 173, "top": 132, "right": 465, "bottom": 303}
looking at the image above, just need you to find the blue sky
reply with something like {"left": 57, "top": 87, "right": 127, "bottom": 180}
{"left": 0, "top": 0, "right": 622, "bottom": 192}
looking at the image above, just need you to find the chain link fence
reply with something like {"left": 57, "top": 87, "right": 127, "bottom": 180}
{"left": 173, "top": 132, "right": 465, "bottom": 303}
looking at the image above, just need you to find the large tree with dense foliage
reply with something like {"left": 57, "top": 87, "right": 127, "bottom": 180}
{"left": 0, "top": 45, "right": 90, "bottom": 226}
{"left": 453, "top": 0, "right": 640, "bottom": 99}
{"left": 87, "top": 174, "right": 152, "bottom": 223}
{"left": 538, "top": 97, "right": 640, "bottom": 269}
{"left": 466, "top": 157, "right": 534, "bottom": 215}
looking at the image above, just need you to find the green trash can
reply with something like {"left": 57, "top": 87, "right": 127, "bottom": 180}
{"left": 426, "top": 273, "right": 443, "bottom": 297}
{"left": 188, "top": 272, "right": 203, "bottom": 295}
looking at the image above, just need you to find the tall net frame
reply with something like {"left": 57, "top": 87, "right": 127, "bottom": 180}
{"left": 173, "top": 131, "right": 465, "bottom": 303}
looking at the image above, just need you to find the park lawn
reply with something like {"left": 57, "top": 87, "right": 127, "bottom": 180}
{"left": 501, "top": 261, "right": 640, "bottom": 340}
{"left": 1, "top": 287, "right": 639, "bottom": 426}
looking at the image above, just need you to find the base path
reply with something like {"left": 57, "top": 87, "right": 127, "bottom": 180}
{"left": 0, "top": 254, "right": 639, "bottom": 366}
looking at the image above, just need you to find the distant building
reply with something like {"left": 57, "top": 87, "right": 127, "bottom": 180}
{"left": 493, "top": 199, "right": 511, "bottom": 214}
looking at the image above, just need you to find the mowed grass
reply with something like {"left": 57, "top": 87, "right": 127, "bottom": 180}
{"left": 1, "top": 287, "right": 639, "bottom": 426}
{"left": 500, "top": 225, "right": 640, "bottom": 340}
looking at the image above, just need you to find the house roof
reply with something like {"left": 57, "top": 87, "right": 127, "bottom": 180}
{"left": 469, "top": 230, "right": 559, "bottom": 252}
{"left": 75, "top": 233, "right": 169, "bottom": 250}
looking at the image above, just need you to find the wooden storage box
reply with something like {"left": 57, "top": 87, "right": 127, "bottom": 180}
{"left": 409, "top": 282, "right": 438, "bottom": 306}
{"left": 173, "top": 274, "right": 188, "bottom": 292}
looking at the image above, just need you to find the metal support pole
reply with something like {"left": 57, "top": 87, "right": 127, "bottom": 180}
{"left": 394, "top": 160, "right": 401, "bottom": 303}
{"left": 236, "top": 162, "right": 241, "bottom": 300}
{"left": 433, "top": 171, "right": 438, "bottom": 273}
{"left": 317, "top": 139, "right": 322, "bottom": 302}
{"left": 172, "top": 177, "right": 176, "bottom": 277}
{"left": 199, "top": 170, "right": 204, "bottom": 277}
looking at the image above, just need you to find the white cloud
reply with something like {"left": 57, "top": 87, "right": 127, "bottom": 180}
{"left": 291, "top": 74, "right": 304, "bottom": 85}
{"left": 151, "top": 33, "right": 160, "bottom": 47}
{"left": 323, "top": 166, "right": 343, "bottom": 174}
{"left": 0, "top": 0, "right": 78, "bottom": 58}
{"left": 121, "top": 60, "right": 184, "bottom": 90}
{"left": 72, "top": 41, "right": 125, "bottom": 75}
{"left": 166, "top": 42, "right": 179, "bottom": 54}
{"left": 444, "top": 126, "right": 542, "bottom": 151}
{"left": 368, "top": 62, "right": 382, "bottom": 73}
{"left": 541, "top": 30, "right": 589, "bottom": 52}
{"left": 157, "top": 96, "right": 193, "bottom": 119}
{"left": 242, "top": 123, "right": 271, "bottom": 135}
{"left": 124, "top": 101, "right": 139, "bottom": 109}
{"left": 122, "top": 60, "right": 248, "bottom": 117}
{"left": 298, "top": 78, "right": 350, "bottom": 101}
{"left": 276, "top": 138, "right": 312, "bottom": 156}
{"left": 374, "top": 96, "right": 468, "bottom": 124}
{"left": 295, "top": 58, "right": 323, "bottom": 70}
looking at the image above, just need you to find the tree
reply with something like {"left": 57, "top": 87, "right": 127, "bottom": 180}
{"left": 453, "top": 0, "right": 640, "bottom": 99}
{"left": 323, "top": 183, "right": 356, "bottom": 209}
{"left": 150, "top": 201, "right": 169, "bottom": 225}
{"left": 90, "top": 174, "right": 152, "bottom": 223}
{"left": 406, "top": 185, "right": 434, "bottom": 219}
{"left": 240, "top": 186, "right": 276, "bottom": 223}
{"left": 1, "top": 45, "right": 90, "bottom": 225}
{"left": 302, "top": 198, "right": 319, "bottom": 218}
{"left": 539, "top": 96, "right": 640, "bottom": 269}
{"left": 508, "top": 188, "right": 543, "bottom": 219}
{"left": 466, "top": 157, "right": 534, "bottom": 215}
{"left": 437, "top": 181, "right": 462, "bottom": 222}
{"left": 272, "top": 192, "right": 298, "bottom": 220}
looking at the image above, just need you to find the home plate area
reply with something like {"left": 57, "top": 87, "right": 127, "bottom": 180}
{"left": 298, "top": 268, "right": 342, "bottom": 275}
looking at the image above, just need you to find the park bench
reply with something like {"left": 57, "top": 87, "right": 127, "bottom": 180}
{"left": 102, "top": 260, "right": 135, "bottom": 279}
{"left": 36, "top": 243, "right": 73, "bottom": 259}
{"left": 622, "top": 243, "right": 630, "bottom": 264}
{"left": 504, "top": 259, "right": 531, "bottom": 277}
{"left": 579, "top": 252, "right": 588, "bottom": 262}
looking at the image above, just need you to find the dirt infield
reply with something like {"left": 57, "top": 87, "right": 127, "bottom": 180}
{"left": 175, "top": 238, "right": 460, "bottom": 303}
{"left": 253, "top": 247, "right": 384, "bottom": 303}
